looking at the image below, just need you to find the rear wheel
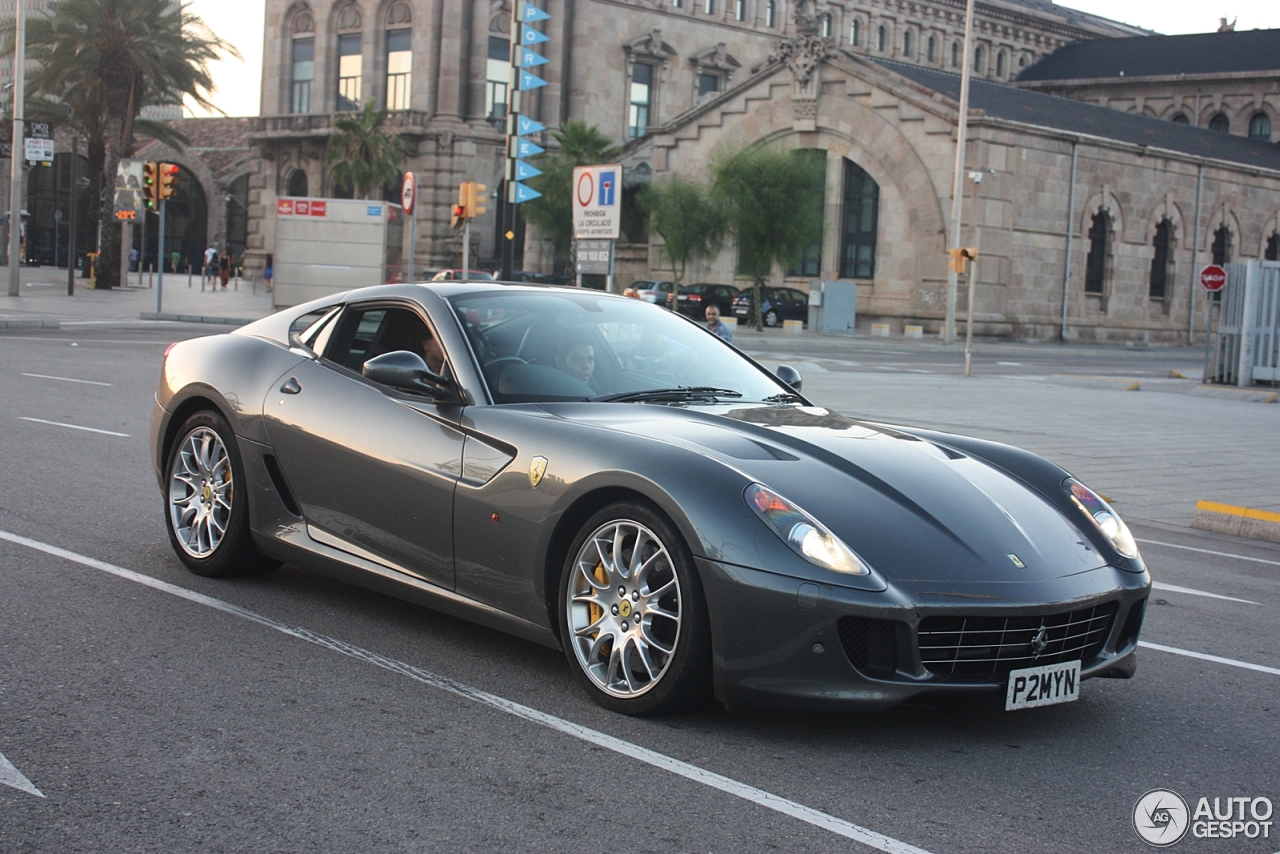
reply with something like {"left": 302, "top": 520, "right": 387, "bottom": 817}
{"left": 560, "top": 501, "right": 710, "bottom": 715}
{"left": 763, "top": 308, "right": 780, "bottom": 327}
{"left": 165, "top": 410, "right": 279, "bottom": 578}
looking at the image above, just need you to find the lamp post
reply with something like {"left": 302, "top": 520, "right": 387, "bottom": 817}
{"left": 943, "top": 0, "right": 977, "bottom": 344}
{"left": 7, "top": 0, "right": 26, "bottom": 297}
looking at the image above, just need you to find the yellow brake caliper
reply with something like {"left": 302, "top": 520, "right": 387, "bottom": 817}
{"left": 589, "top": 557, "right": 610, "bottom": 663}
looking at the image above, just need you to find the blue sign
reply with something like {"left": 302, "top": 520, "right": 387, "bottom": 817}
{"left": 513, "top": 182, "right": 542, "bottom": 203}
{"left": 519, "top": 70, "right": 548, "bottom": 90}
{"left": 367, "top": 205, "right": 383, "bottom": 217}
{"left": 516, "top": 138, "right": 545, "bottom": 158}
{"left": 522, "top": 26, "right": 549, "bottom": 45}
{"left": 517, "top": 115, "right": 546, "bottom": 135}
{"left": 514, "top": 160, "right": 542, "bottom": 181}
{"left": 520, "top": 2, "right": 551, "bottom": 23}
{"left": 598, "top": 171, "right": 616, "bottom": 206}
{"left": 521, "top": 48, "right": 549, "bottom": 68}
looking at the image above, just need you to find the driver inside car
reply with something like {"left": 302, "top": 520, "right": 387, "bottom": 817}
{"left": 553, "top": 334, "right": 595, "bottom": 385}
{"left": 420, "top": 329, "right": 447, "bottom": 375}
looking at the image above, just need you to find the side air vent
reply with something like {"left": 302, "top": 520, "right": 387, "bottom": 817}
{"left": 1117, "top": 598, "right": 1147, "bottom": 650}
{"left": 837, "top": 617, "right": 900, "bottom": 677}
{"left": 262, "top": 455, "right": 302, "bottom": 517}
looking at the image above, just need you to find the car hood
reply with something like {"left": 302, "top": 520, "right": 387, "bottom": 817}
{"left": 542, "top": 402, "right": 1107, "bottom": 585}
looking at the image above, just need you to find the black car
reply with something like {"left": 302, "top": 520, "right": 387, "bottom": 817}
{"left": 731, "top": 286, "right": 809, "bottom": 327}
{"left": 673, "top": 283, "right": 741, "bottom": 319}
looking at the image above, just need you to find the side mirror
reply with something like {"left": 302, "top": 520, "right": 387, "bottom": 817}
{"left": 775, "top": 364, "right": 802, "bottom": 392}
{"left": 363, "top": 350, "right": 453, "bottom": 399}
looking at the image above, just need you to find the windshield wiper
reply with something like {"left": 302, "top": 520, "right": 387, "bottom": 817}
{"left": 761, "top": 392, "right": 804, "bottom": 403}
{"left": 595, "top": 386, "right": 743, "bottom": 403}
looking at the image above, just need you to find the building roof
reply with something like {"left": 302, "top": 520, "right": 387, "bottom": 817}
{"left": 999, "top": 0, "right": 1151, "bottom": 36}
{"left": 1016, "top": 29, "right": 1280, "bottom": 81}
{"left": 879, "top": 61, "right": 1280, "bottom": 172}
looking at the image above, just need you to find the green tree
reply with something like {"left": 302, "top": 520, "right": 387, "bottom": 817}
{"left": 640, "top": 174, "right": 726, "bottom": 305}
{"left": 711, "top": 146, "right": 825, "bottom": 330}
{"left": 9, "top": 0, "right": 234, "bottom": 289}
{"left": 325, "top": 100, "right": 403, "bottom": 200}
{"left": 523, "top": 120, "right": 622, "bottom": 267}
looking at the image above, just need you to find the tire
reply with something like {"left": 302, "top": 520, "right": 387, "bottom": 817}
{"left": 164, "top": 410, "right": 279, "bottom": 578}
{"left": 559, "top": 501, "right": 711, "bottom": 715}
{"left": 763, "top": 309, "right": 780, "bottom": 327}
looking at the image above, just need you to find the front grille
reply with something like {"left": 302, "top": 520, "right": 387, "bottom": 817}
{"left": 918, "top": 601, "right": 1118, "bottom": 679}
{"left": 837, "top": 617, "right": 899, "bottom": 677}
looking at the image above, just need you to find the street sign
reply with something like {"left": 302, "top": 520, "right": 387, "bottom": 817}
{"left": 113, "top": 158, "right": 145, "bottom": 219}
{"left": 1200, "top": 264, "right": 1227, "bottom": 292}
{"left": 575, "top": 239, "right": 611, "bottom": 274}
{"left": 401, "top": 171, "right": 416, "bottom": 215}
{"left": 572, "top": 165, "right": 622, "bottom": 239}
{"left": 24, "top": 137, "right": 54, "bottom": 163}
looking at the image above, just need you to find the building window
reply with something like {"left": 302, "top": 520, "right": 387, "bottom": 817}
{"left": 735, "top": 0, "right": 744, "bottom": 21}
{"left": 1208, "top": 112, "right": 1230, "bottom": 132}
{"left": 705, "top": 0, "right": 714, "bottom": 14}
{"left": 290, "top": 38, "right": 314, "bottom": 113}
{"left": 1265, "top": 232, "right": 1279, "bottom": 261}
{"left": 876, "top": 25, "right": 885, "bottom": 52}
{"left": 927, "top": 36, "right": 935, "bottom": 63}
{"left": 629, "top": 62, "right": 653, "bottom": 138}
{"left": 903, "top": 30, "right": 911, "bottom": 57}
{"left": 765, "top": 0, "right": 775, "bottom": 27}
{"left": 1211, "top": 224, "right": 1232, "bottom": 265}
{"left": 973, "top": 46, "right": 984, "bottom": 73}
{"left": 287, "top": 169, "right": 309, "bottom": 198}
{"left": 849, "top": 18, "right": 859, "bottom": 46}
{"left": 1019, "top": 54, "right": 1028, "bottom": 68}
{"left": 821, "top": 13, "right": 831, "bottom": 37}
{"left": 337, "top": 33, "right": 363, "bottom": 111}
{"left": 1249, "top": 113, "right": 1272, "bottom": 140}
{"left": 697, "top": 73, "right": 721, "bottom": 98}
{"left": 673, "top": 0, "right": 682, "bottom": 8}
{"left": 840, "top": 160, "right": 879, "bottom": 279}
{"left": 1171, "top": 113, "right": 1190, "bottom": 124}
{"left": 486, "top": 37, "right": 509, "bottom": 120}
{"left": 789, "top": 150, "right": 826, "bottom": 277}
{"left": 951, "top": 41, "right": 959, "bottom": 67}
{"left": 1084, "top": 210, "right": 1109, "bottom": 294}
{"left": 385, "top": 29, "right": 411, "bottom": 110}
{"left": 995, "top": 51, "right": 1005, "bottom": 77}
{"left": 1149, "top": 218, "right": 1172, "bottom": 299}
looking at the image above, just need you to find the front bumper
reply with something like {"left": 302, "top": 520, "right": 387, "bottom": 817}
{"left": 699, "top": 558, "right": 1150, "bottom": 712}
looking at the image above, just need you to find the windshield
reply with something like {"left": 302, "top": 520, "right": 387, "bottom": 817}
{"left": 449, "top": 289, "right": 794, "bottom": 404}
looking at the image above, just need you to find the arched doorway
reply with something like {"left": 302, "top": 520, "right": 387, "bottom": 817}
{"left": 225, "top": 174, "right": 250, "bottom": 259}
{"left": 24, "top": 153, "right": 93, "bottom": 267}
{"left": 134, "top": 164, "right": 208, "bottom": 272}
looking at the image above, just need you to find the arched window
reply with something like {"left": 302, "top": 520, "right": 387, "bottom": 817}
{"left": 927, "top": 36, "right": 935, "bottom": 63}
{"left": 840, "top": 160, "right": 880, "bottom": 279}
{"left": 995, "top": 51, "right": 1004, "bottom": 77}
{"left": 1019, "top": 54, "right": 1028, "bottom": 68}
{"left": 1149, "top": 218, "right": 1172, "bottom": 300}
{"left": 1171, "top": 113, "right": 1190, "bottom": 124}
{"left": 765, "top": 0, "right": 775, "bottom": 27}
{"left": 903, "top": 30, "right": 911, "bottom": 57}
{"left": 384, "top": 2, "right": 412, "bottom": 111}
{"left": 1208, "top": 112, "right": 1230, "bottom": 133}
{"left": 877, "top": 25, "right": 885, "bottom": 52}
{"left": 1211, "top": 224, "right": 1232, "bottom": 265}
{"left": 288, "top": 8, "right": 315, "bottom": 114}
{"left": 1249, "top": 113, "right": 1272, "bottom": 140}
{"left": 1265, "top": 232, "right": 1279, "bottom": 261}
{"left": 334, "top": 3, "right": 364, "bottom": 111}
{"left": 951, "top": 41, "right": 959, "bottom": 67}
{"left": 849, "top": 18, "right": 859, "bottom": 46}
{"left": 973, "top": 46, "right": 985, "bottom": 74}
{"left": 1084, "top": 210, "right": 1109, "bottom": 294}
{"left": 287, "top": 169, "right": 309, "bottom": 198}
{"left": 789, "top": 150, "right": 827, "bottom": 277}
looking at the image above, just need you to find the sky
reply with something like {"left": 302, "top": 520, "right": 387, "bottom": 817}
{"left": 182, "top": 0, "right": 1280, "bottom": 119}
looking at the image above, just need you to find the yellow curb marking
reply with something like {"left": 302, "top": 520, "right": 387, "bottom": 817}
{"left": 1196, "top": 500, "right": 1280, "bottom": 525}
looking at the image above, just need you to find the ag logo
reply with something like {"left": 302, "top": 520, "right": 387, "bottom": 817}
{"left": 1134, "top": 789, "right": 1189, "bottom": 847}
{"left": 528, "top": 455, "right": 548, "bottom": 488}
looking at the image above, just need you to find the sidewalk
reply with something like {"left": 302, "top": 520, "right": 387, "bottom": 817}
{"left": 0, "top": 263, "right": 274, "bottom": 326}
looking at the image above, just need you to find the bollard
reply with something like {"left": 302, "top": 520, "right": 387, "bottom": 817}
{"left": 148, "top": 263, "right": 153, "bottom": 289}
{"left": 188, "top": 263, "right": 192, "bottom": 288}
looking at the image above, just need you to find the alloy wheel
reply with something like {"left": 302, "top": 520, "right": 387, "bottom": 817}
{"left": 168, "top": 426, "right": 233, "bottom": 558}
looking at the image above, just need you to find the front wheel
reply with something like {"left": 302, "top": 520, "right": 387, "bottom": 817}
{"left": 165, "top": 410, "right": 279, "bottom": 578}
{"left": 560, "top": 501, "right": 711, "bottom": 715}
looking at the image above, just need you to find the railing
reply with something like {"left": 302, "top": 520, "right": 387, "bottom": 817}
{"left": 251, "top": 110, "right": 436, "bottom": 138}
{"left": 1210, "top": 260, "right": 1280, "bottom": 386}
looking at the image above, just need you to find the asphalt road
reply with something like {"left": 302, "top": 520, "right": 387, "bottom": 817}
{"left": 1, "top": 323, "right": 1277, "bottom": 853}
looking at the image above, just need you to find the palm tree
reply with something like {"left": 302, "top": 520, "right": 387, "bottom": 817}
{"left": 523, "top": 121, "right": 622, "bottom": 264}
{"left": 325, "top": 100, "right": 403, "bottom": 200}
{"left": 7, "top": 0, "right": 234, "bottom": 288}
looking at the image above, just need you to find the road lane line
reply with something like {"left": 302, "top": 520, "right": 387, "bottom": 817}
{"left": 16, "top": 417, "right": 129, "bottom": 437}
{"left": 20, "top": 372, "right": 112, "bottom": 386}
{"left": 1151, "top": 582, "right": 1260, "bottom": 605}
{"left": 0, "top": 529, "right": 932, "bottom": 854}
{"left": 0, "top": 749, "right": 44, "bottom": 798}
{"left": 1139, "top": 642, "right": 1280, "bottom": 677}
{"left": 1136, "top": 537, "right": 1280, "bottom": 568}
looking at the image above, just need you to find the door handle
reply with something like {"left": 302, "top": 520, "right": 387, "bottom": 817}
{"left": 280, "top": 377, "right": 302, "bottom": 395}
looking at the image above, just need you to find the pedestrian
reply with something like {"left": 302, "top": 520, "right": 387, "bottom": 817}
{"left": 705, "top": 304, "right": 733, "bottom": 342}
{"left": 263, "top": 252, "right": 274, "bottom": 293}
{"left": 219, "top": 250, "right": 231, "bottom": 289}
{"left": 129, "top": 246, "right": 138, "bottom": 272}
{"left": 170, "top": 249, "right": 180, "bottom": 274}
{"left": 203, "top": 245, "right": 217, "bottom": 284}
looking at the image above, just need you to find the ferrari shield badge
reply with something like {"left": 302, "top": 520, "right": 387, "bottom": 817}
{"left": 528, "top": 456, "right": 548, "bottom": 488}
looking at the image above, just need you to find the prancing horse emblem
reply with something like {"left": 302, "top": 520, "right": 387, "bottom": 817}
{"left": 1030, "top": 624, "right": 1048, "bottom": 658}
{"left": 528, "top": 456, "right": 548, "bottom": 488}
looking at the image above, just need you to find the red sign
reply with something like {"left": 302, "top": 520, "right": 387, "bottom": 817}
{"left": 1200, "top": 264, "right": 1227, "bottom": 292}
{"left": 401, "top": 171, "right": 416, "bottom": 215}
{"left": 277, "top": 199, "right": 294, "bottom": 216}
{"left": 310, "top": 201, "right": 327, "bottom": 217}
{"left": 295, "top": 200, "right": 310, "bottom": 215}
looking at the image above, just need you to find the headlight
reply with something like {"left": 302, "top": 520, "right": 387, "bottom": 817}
{"left": 745, "top": 483, "right": 867, "bottom": 575}
{"left": 1063, "top": 478, "right": 1138, "bottom": 558}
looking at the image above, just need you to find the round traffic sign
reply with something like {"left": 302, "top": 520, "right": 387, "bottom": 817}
{"left": 1199, "top": 264, "right": 1226, "bottom": 292}
{"left": 401, "top": 171, "right": 416, "bottom": 215}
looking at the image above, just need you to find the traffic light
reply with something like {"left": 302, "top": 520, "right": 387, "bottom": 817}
{"left": 463, "top": 182, "right": 487, "bottom": 219}
{"left": 158, "top": 163, "right": 179, "bottom": 200}
{"left": 142, "top": 161, "right": 158, "bottom": 209}
{"left": 451, "top": 182, "right": 467, "bottom": 228}
{"left": 948, "top": 247, "right": 979, "bottom": 273}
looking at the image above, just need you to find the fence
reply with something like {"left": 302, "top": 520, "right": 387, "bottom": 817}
{"left": 1209, "top": 261, "right": 1280, "bottom": 386}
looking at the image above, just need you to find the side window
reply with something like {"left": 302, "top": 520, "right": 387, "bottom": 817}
{"left": 331, "top": 308, "right": 389, "bottom": 370}
{"left": 289, "top": 306, "right": 341, "bottom": 353}
{"left": 327, "top": 305, "right": 449, "bottom": 379}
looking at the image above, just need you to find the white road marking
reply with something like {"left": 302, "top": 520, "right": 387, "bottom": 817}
{"left": 996, "top": 361, "right": 1021, "bottom": 366}
{"left": 1136, "top": 537, "right": 1280, "bottom": 568}
{"left": 1140, "top": 642, "right": 1280, "bottom": 677}
{"left": 0, "top": 749, "right": 44, "bottom": 798}
{"left": 1151, "top": 582, "right": 1260, "bottom": 605}
{"left": 0, "top": 529, "right": 932, "bottom": 854}
{"left": 16, "top": 417, "right": 129, "bottom": 437}
{"left": 21, "top": 373, "right": 112, "bottom": 386}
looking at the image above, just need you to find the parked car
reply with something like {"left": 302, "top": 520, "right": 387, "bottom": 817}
{"left": 152, "top": 282, "right": 1149, "bottom": 716}
{"left": 673, "top": 283, "right": 741, "bottom": 320}
{"left": 430, "top": 269, "right": 495, "bottom": 282}
{"left": 623, "top": 279, "right": 677, "bottom": 305}
{"left": 731, "top": 285, "right": 809, "bottom": 327}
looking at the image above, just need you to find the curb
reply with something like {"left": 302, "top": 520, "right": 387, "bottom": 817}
{"left": 1187, "top": 385, "right": 1278, "bottom": 403}
{"left": 0, "top": 318, "right": 61, "bottom": 329}
{"left": 1192, "top": 501, "right": 1280, "bottom": 544}
{"left": 139, "top": 312, "right": 253, "bottom": 327}
{"left": 1045, "top": 374, "right": 1140, "bottom": 391}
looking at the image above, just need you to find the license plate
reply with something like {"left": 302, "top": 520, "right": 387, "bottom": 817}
{"left": 733, "top": 307, "right": 748, "bottom": 315}
{"left": 1005, "top": 660, "right": 1080, "bottom": 711}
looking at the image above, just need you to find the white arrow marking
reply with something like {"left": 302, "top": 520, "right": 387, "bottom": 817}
{"left": 0, "top": 749, "right": 45, "bottom": 797}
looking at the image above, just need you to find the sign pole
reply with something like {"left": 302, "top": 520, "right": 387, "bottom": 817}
{"left": 943, "top": 0, "right": 977, "bottom": 344}
{"left": 139, "top": 208, "right": 147, "bottom": 287}
{"left": 67, "top": 137, "right": 77, "bottom": 295}
{"left": 408, "top": 205, "right": 417, "bottom": 282}
{"left": 157, "top": 199, "right": 166, "bottom": 314}
{"left": 7, "top": 0, "right": 26, "bottom": 297}
{"left": 462, "top": 217, "right": 471, "bottom": 279}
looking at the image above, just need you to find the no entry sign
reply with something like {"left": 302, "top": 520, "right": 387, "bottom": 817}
{"left": 1199, "top": 264, "right": 1226, "bottom": 292}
